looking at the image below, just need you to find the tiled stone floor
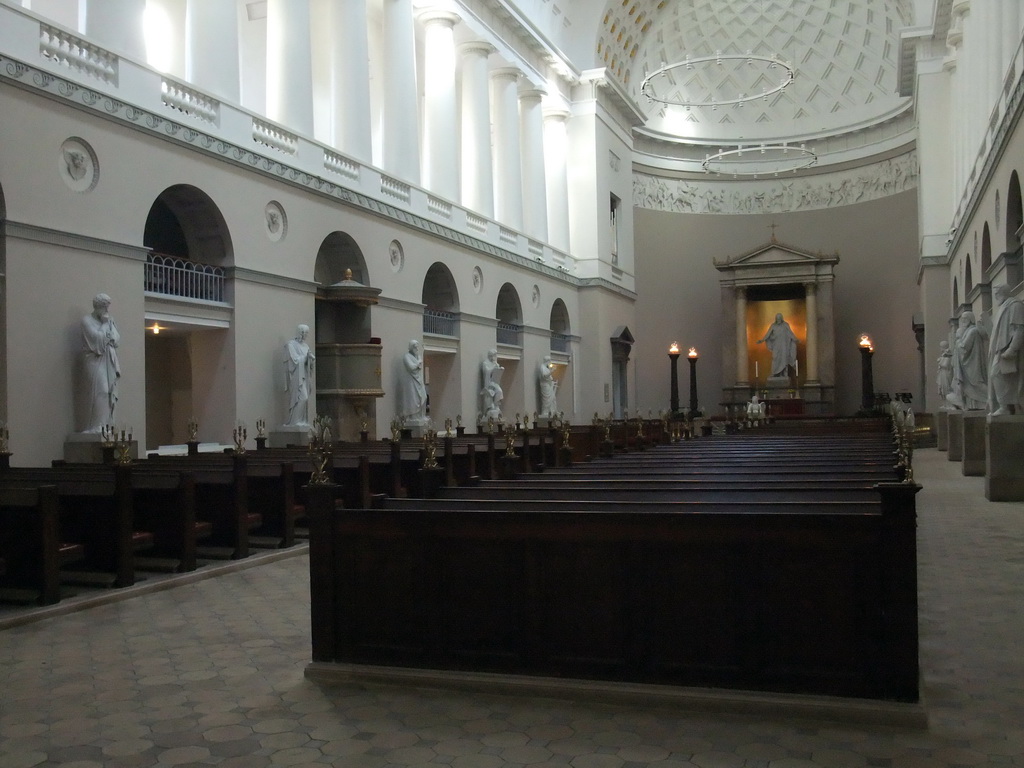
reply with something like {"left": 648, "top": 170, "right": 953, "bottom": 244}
{"left": 2, "top": 447, "right": 1023, "bottom": 767}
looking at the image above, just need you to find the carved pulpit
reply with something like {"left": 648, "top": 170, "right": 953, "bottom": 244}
{"left": 715, "top": 240, "right": 839, "bottom": 415}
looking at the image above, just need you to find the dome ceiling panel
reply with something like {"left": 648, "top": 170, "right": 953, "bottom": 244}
{"left": 596, "top": 0, "right": 914, "bottom": 145}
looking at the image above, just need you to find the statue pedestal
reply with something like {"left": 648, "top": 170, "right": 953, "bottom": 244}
{"left": 962, "top": 413, "right": 987, "bottom": 476}
{"left": 64, "top": 433, "right": 138, "bottom": 463}
{"left": 935, "top": 409, "right": 949, "bottom": 451}
{"left": 270, "top": 426, "right": 311, "bottom": 448}
{"left": 986, "top": 415, "right": 1024, "bottom": 500}
{"left": 947, "top": 411, "right": 964, "bottom": 461}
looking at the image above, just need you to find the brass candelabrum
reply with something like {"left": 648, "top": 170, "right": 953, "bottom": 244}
{"left": 444, "top": 417, "right": 453, "bottom": 438}
{"left": 187, "top": 416, "right": 199, "bottom": 443}
{"left": 308, "top": 414, "right": 333, "bottom": 485}
{"left": 561, "top": 418, "right": 571, "bottom": 449}
{"left": 422, "top": 429, "right": 439, "bottom": 469}
{"left": 504, "top": 424, "right": 517, "bottom": 457}
{"left": 101, "top": 425, "right": 133, "bottom": 465}
{"left": 390, "top": 418, "right": 401, "bottom": 442}
{"left": 487, "top": 416, "right": 496, "bottom": 435}
{"left": 233, "top": 423, "right": 247, "bottom": 454}
{"left": 255, "top": 419, "right": 267, "bottom": 439}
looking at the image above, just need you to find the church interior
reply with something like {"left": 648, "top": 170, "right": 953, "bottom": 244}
{"left": 2, "top": 0, "right": 1024, "bottom": 766}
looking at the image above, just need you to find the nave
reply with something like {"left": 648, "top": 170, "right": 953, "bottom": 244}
{"left": 1, "top": 448, "right": 1022, "bottom": 768}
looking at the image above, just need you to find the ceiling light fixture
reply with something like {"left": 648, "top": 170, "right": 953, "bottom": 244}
{"left": 640, "top": 52, "right": 795, "bottom": 110}
{"left": 701, "top": 143, "right": 817, "bottom": 177}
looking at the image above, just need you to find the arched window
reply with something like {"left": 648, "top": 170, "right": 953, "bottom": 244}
{"left": 314, "top": 232, "right": 368, "bottom": 286}
{"left": 549, "top": 299, "right": 571, "bottom": 353}
{"left": 965, "top": 257, "right": 973, "bottom": 297}
{"left": 982, "top": 223, "right": 992, "bottom": 276}
{"left": 1007, "top": 171, "right": 1022, "bottom": 253}
{"left": 422, "top": 262, "right": 460, "bottom": 337}
{"left": 495, "top": 283, "right": 522, "bottom": 346}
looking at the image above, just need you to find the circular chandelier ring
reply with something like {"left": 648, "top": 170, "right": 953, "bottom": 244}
{"left": 701, "top": 145, "right": 818, "bottom": 177}
{"left": 641, "top": 54, "right": 795, "bottom": 108}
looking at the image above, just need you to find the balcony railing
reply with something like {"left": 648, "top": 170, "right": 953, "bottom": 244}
{"left": 145, "top": 253, "right": 226, "bottom": 303}
{"left": 551, "top": 332, "right": 571, "bottom": 353}
{"left": 496, "top": 322, "right": 522, "bottom": 347}
{"left": 423, "top": 308, "right": 458, "bottom": 337}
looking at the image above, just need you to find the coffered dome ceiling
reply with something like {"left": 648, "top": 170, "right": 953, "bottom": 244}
{"left": 595, "top": 0, "right": 913, "bottom": 142}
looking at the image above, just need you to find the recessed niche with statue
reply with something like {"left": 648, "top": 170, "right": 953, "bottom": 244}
{"left": 715, "top": 238, "right": 839, "bottom": 415}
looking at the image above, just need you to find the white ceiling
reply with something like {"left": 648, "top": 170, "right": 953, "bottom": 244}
{"left": 595, "top": 0, "right": 915, "bottom": 145}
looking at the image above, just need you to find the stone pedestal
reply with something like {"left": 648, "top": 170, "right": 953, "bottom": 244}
{"left": 947, "top": 411, "right": 964, "bottom": 461}
{"left": 986, "top": 415, "right": 1024, "bottom": 500}
{"left": 270, "top": 426, "right": 311, "bottom": 448}
{"left": 962, "top": 412, "right": 987, "bottom": 476}
{"left": 64, "top": 433, "right": 138, "bottom": 463}
{"left": 935, "top": 409, "right": 949, "bottom": 451}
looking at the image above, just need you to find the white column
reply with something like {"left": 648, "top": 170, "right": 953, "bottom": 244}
{"left": 805, "top": 283, "right": 819, "bottom": 383}
{"left": 736, "top": 287, "right": 749, "bottom": 385}
{"left": 186, "top": 0, "right": 239, "bottom": 102}
{"left": 981, "top": 1, "right": 1000, "bottom": 113}
{"left": 491, "top": 67, "right": 524, "bottom": 229}
{"left": 266, "top": 0, "right": 314, "bottom": 135}
{"left": 420, "top": 11, "right": 461, "bottom": 201}
{"left": 328, "top": 0, "right": 372, "bottom": 162}
{"left": 382, "top": 0, "right": 420, "bottom": 184}
{"left": 519, "top": 87, "right": 548, "bottom": 242}
{"left": 543, "top": 109, "right": 571, "bottom": 253}
{"left": 83, "top": 0, "right": 146, "bottom": 59}
{"left": 946, "top": 16, "right": 964, "bottom": 201}
{"left": 459, "top": 42, "right": 495, "bottom": 217}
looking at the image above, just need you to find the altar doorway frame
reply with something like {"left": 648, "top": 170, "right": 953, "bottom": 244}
{"left": 715, "top": 240, "right": 839, "bottom": 415}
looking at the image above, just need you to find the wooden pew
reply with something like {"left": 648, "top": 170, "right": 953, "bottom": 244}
{"left": 140, "top": 454, "right": 258, "bottom": 558}
{"left": 0, "top": 465, "right": 154, "bottom": 587}
{"left": 0, "top": 485, "right": 86, "bottom": 605}
{"left": 306, "top": 427, "right": 920, "bottom": 702}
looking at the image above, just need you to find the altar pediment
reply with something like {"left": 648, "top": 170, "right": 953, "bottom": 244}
{"left": 715, "top": 241, "right": 840, "bottom": 287}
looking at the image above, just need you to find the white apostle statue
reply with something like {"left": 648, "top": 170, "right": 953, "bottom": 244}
{"left": 400, "top": 339, "right": 428, "bottom": 425}
{"left": 988, "top": 284, "right": 1024, "bottom": 415}
{"left": 77, "top": 293, "right": 121, "bottom": 433}
{"left": 480, "top": 348, "right": 504, "bottom": 422}
{"left": 284, "top": 324, "right": 315, "bottom": 427}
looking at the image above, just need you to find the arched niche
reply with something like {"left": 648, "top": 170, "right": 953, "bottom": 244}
{"left": 144, "top": 184, "right": 233, "bottom": 267}
{"left": 965, "top": 256, "right": 973, "bottom": 297}
{"left": 982, "top": 225, "right": 992, "bottom": 276}
{"left": 1007, "top": 171, "right": 1022, "bottom": 254}
{"left": 314, "top": 231, "right": 369, "bottom": 287}
{"left": 715, "top": 240, "right": 839, "bottom": 414}
{"left": 549, "top": 298, "right": 571, "bottom": 354}
{"left": 420, "top": 263, "right": 462, "bottom": 426}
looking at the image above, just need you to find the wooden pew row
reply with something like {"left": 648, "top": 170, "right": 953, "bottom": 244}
{"left": 430, "top": 485, "right": 884, "bottom": 503}
{"left": 0, "top": 485, "right": 86, "bottom": 605}
{"left": 0, "top": 466, "right": 157, "bottom": 588}
{"left": 139, "top": 455, "right": 272, "bottom": 556}
{"left": 306, "top": 482, "right": 921, "bottom": 702}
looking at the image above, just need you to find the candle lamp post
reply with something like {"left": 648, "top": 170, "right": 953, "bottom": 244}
{"left": 687, "top": 347, "right": 699, "bottom": 417}
{"left": 859, "top": 334, "right": 874, "bottom": 412}
{"left": 668, "top": 342, "right": 681, "bottom": 415}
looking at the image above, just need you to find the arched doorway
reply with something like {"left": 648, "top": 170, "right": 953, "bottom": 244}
{"left": 546, "top": 298, "right": 573, "bottom": 418}
{"left": 493, "top": 283, "right": 524, "bottom": 417}
{"left": 142, "top": 185, "right": 233, "bottom": 450}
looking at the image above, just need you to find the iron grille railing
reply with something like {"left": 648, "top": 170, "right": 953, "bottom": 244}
{"left": 423, "top": 308, "right": 458, "bottom": 337}
{"left": 551, "top": 332, "right": 571, "bottom": 353}
{"left": 145, "top": 253, "right": 226, "bottom": 303}
{"left": 496, "top": 322, "right": 522, "bottom": 346}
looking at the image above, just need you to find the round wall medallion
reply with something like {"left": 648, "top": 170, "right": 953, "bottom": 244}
{"left": 472, "top": 266, "right": 483, "bottom": 294}
{"left": 531, "top": 284, "right": 540, "bottom": 308}
{"left": 265, "top": 201, "right": 287, "bottom": 242}
{"left": 389, "top": 240, "right": 404, "bottom": 273}
{"left": 58, "top": 137, "right": 99, "bottom": 193}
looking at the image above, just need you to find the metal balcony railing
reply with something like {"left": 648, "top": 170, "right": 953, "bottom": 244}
{"left": 496, "top": 322, "right": 522, "bottom": 347}
{"left": 423, "top": 308, "right": 458, "bottom": 337}
{"left": 145, "top": 253, "right": 226, "bottom": 303}
{"left": 551, "top": 332, "right": 571, "bottom": 353}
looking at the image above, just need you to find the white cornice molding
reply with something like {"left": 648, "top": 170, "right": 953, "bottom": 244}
{"left": 3, "top": 220, "right": 149, "bottom": 260}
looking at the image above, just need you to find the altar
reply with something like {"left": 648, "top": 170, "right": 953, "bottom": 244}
{"left": 715, "top": 238, "right": 839, "bottom": 414}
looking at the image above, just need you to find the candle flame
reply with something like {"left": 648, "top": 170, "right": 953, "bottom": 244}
{"left": 669, "top": 342, "right": 680, "bottom": 354}
{"left": 687, "top": 347, "right": 698, "bottom": 358}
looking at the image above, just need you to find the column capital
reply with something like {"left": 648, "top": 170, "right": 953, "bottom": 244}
{"left": 543, "top": 107, "right": 571, "bottom": 123}
{"left": 417, "top": 10, "right": 461, "bottom": 27}
{"left": 518, "top": 86, "right": 547, "bottom": 103}
{"left": 951, "top": 0, "right": 970, "bottom": 19}
{"left": 491, "top": 66, "right": 522, "bottom": 84}
{"left": 458, "top": 41, "right": 495, "bottom": 58}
